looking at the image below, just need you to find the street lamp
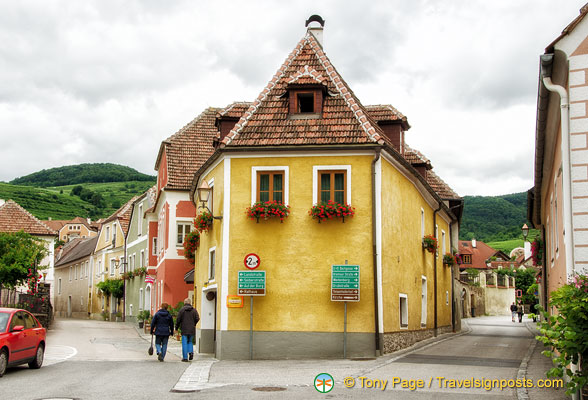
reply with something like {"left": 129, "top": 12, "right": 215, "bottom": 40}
{"left": 113, "top": 256, "right": 128, "bottom": 321}
{"left": 196, "top": 180, "right": 223, "bottom": 219}
{"left": 522, "top": 224, "right": 529, "bottom": 241}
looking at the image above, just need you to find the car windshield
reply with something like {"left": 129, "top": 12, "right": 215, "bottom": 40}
{"left": 0, "top": 312, "right": 9, "bottom": 332}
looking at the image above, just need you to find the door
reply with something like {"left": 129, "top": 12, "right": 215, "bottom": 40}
{"left": 199, "top": 290, "right": 217, "bottom": 354}
{"left": 67, "top": 296, "right": 72, "bottom": 317}
{"left": 7, "top": 312, "right": 29, "bottom": 361}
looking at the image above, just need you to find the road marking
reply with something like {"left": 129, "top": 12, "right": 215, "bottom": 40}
{"left": 44, "top": 345, "right": 77, "bottom": 366}
{"left": 172, "top": 359, "right": 227, "bottom": 392}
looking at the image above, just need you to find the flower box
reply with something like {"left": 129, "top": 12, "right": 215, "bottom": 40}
{"left": 246, "top": 201, "right": 290, "bottom": 223}
{"left": 309, "top": 201, "right": 355, "bottom": 223}
{"left": 183, "top": 231, "right": 200, "bottom": 263}
{"left": 195, "top": 211, "right": 213, "bottom": 232}
{"left": 422, "top": 235, "right": 437, "bottom": 253}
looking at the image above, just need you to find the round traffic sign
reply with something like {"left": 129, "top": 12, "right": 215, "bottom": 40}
{"left": 244, "top": 253, "right": 261, "bottom": 270}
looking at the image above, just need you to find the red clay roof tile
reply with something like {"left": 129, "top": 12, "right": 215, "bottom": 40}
{"left": 0, "top": 200, "right": 57, "bottom": 236}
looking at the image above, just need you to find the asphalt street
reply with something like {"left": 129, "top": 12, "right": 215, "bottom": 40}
{"left": 0, "top": 316, "right": 567, "bottom": 399}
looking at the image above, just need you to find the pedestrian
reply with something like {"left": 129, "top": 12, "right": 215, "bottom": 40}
{"left": 517, "top": 302, "right": 524, "bottom": 323}
{"left": 150, "top": 303, "right": 174, "bottom": 362}
{"left": 175, "top": 297, "right": 200, "bottom": 362}
{"left": 510, "top": 302, "right": 517, "bottom": 322}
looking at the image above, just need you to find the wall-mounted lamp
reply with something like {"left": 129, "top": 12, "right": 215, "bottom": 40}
{"left": 197, "top": 180, "right": 223, "bottom": 220}
{"left": 522, "top": 224, "right": 529, "bottom": 241}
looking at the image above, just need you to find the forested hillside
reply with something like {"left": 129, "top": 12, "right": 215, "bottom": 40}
{"left": 9, "top": 163, "right": 155, "bottom": 187}
{"left": 459, "top": 192, "right": 531, "bottom": 242}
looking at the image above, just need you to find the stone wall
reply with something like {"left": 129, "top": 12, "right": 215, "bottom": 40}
{"left": 383, "top": 325, "right": 453, "bottom": 353}
{"left": 454, "top": 280, "right": 486, "bottom": 318}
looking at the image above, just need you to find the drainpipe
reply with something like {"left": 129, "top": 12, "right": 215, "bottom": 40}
{"left": 541, "top": 54, "right": 575, "bottom": 280}
{"left": 433, "top": 203, "right": 442, "bottom": 337}
{"left": 371, "top": 149, "right": 381, "bottom": 355}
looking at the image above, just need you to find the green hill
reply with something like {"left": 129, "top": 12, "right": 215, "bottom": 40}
{"left": 460, "top": 192, "right": 536, "bottom": 244}
{"left": 10, "top": 163, "right": 155, "bottom": 187}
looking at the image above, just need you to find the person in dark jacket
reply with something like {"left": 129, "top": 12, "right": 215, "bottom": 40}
{"left": 150, "top": 303, "right": 174, "bottom": 362}
{"left": 175, "top": 297, "right": 200, "bottom": 362}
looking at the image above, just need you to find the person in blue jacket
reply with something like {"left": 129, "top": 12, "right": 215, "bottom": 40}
{"left": 150, "top": 303, "right": 174, "bottom": 362}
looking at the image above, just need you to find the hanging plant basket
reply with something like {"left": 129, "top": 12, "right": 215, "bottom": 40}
{"left": 422, "top": 235, "right": 437, "bottom": 253}
{"left": 443, "top": 253, "right": 455, "bottom": 266}
{"left": 246, "top": 201, "right": 290, "bottom": 223}
{"left": 183, "top": 230, "right": 200, "bottom": 263}
{"left": 531, "top": 237, "right": 543, "bottom": 266}
{"left": 309, "top": 201, "right": 355, "bottom": 223}
{"left": 195, "top": 211, "right": 213, "bottom": 232}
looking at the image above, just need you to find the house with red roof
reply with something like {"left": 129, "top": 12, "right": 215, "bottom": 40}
{"left": 458, "top": 239, "right": 510, "bottom": 271}
{"left": 0, "top": 199, "right": 58, "bottom": 301}
{"left": 183, "top": 17, "right": 463, "bottom": 359}
{"left": 43, "top": 217, "right": 98, "bottom": 243}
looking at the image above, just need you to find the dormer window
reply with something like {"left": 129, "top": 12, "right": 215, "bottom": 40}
{"left": 297, "top": 92, "right": 315, "bottom": 113}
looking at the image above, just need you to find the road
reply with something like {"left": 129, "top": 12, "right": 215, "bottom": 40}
{"left": 0, "top": 316, "right": 567, "bottom": 399}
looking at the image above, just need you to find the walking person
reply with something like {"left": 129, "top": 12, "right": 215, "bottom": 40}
{"left": 175, "top": 297, "right": 200, "bottom": 362}
{"left": 517, "top": 302, "right": 524, "bottom": 323}
{"left": 510, "top": 302, "right": 517, "bottom": 322}
{"left": 150, "top": 303, "right": 174, "bottom": 362}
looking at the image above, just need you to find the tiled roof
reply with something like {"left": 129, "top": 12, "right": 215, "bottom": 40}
{"left": 404, "top": 146, "right": 431, "bottom": 165}
{"left": 365, "top": 104, "right": 409, "bottom": 127}
{"left": 104, "top": 196, "right": 138, "bottom": 236}
{"left": 458, "top": 240, "right": 500, "bottom": 269}
{"left": 55, "top": 237, "right": 98, "bottom": 267}
{"left": 222, "top": 31, "right": 388, "bottom": 147}
{"left": 43, "top": 220, "right": 68, "bottom": 232}
{"left": 218, "top": 102, "right": 252, "bottom": 119}
{"left": 158, "top": 108, "right": 220, "bottom": 190}
{"left": 0, "top": 200, "right": 57, "bottom": 236}
{"left": 426, "top": 170, "right": 460, "bottom": 199}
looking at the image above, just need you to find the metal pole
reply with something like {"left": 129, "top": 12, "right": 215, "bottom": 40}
{"left": 250, "top": 296, "right": 253, "bottom": 360}
{"left": 344, "top": 301, "right": 347, "bottom": 359}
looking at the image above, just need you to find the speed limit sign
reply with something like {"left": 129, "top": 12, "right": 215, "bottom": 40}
{"left": 244, "top": 253, "right": 261, "bottom": 270}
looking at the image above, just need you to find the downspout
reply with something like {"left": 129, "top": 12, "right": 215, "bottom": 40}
{"left": 123, "top": 232, "right": 127, "bottom": 322}
{"left": 433, "top": 203, "right": 442, "bottom": 337}
{"left": 541, "top": 54, "right": 575, "bottom": 280}
{"left": 449, "top": 221, "right": 455, "bottom": 332}
{"left": 371, "top": 149, "right": 381, "bottom": 355}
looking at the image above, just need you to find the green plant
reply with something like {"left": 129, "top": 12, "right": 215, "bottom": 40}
{"left": 531, "top": 237, "right": 543, "bottom": 266}
{"left": 101, "top": 311, "right": 109, "bottom": 321}
{"left": 183, "top": 231, "right": 200, "bottom": 263}
{"left": 247, "top": 201, "right": 291, "bottom": 223}
{"left": 195, "top": 211, "right": 213, "bottom": 232}
{"left": 537, "top": 274, "right": 588, "bottom": 395}
{"left": 96, "top": 278, "right": 124, "bottom": 299}
{"left": 443, "top": 253, "right": 455, "bottom": 266}
{"left": 308, "top": 201, "right": 355, "bottom": 223}
{"left": 138, "top": 310, "right": 151, "bottom": 322}
{"left": 422, "top": 235, "right": 437, "bottom": 253}
{"left": 465, "top": 268, "right": 480, "bottom": 276}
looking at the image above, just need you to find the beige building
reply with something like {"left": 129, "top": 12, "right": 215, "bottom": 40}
{"left": 53, "top": 237, "right": 97, "bottom": 318}
{"left": 44, "top": 217, "right": 98, "bottom": 243}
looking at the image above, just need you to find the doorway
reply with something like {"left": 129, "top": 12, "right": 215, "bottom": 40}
{"left": 199, "top": 289, "right": 217, "bottom": 354}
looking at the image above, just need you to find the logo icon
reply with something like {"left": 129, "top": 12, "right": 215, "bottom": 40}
{"left": 314, "top": 373, "right": 334, "bottom": 393}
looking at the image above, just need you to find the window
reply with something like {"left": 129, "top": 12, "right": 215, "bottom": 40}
{"left": 152, "top": 238, "right": 158, "bottom": 256}
{"left": 140, "top": 250, "right": 145, "bottom": 268}
{"left": 98, "top": 260, "right": 102, "bottom": 276}
{"left": 400, "top": 294, "right": 408, "bottom": 328}
{"left": 74, "top": 265, "right": 77, "bottom": 280}
{"left": 209, "top": 247, "right": 216, "bottom": 281}
{"left": 442, "top": 230, "right": 446, "bottom": 255}
{"left": 139, "top": 289, "right": 144, "bottom": 310}
{"left": 318, "top": 170, "right": 346, "bottom": 204}
{"left": 69, "top": 266, "right": 72, "bottom": 282}
{"left": 177, "top": 223, "right": 191, "bottom": 246}
{"left": 257, "top": 171, "right": 284, "bottom": 203}
{"left": 461, "top": 254, "right": 472, "bottom": 264}
{"left": 297, "top": 92, "right": 315, "bottom": 113}
{"left": 112, "top": 223, "right": 117, "bottom": 245}
{"left": 446, "top": 291, "right": 449, "bottom": 306}
{"left": 421, "top": 208, "right": 425, "bottom": 239}
{"left": 421, "top": 277, "right": 427, "bottom": 326}
{"left": 58, "top": 278, "right": 62, "bottom": 295}
{"left": 105, "top": 226, "right": 110, "bottom": 241}
{"left": 129, "top": 254, "right": 135, "bottom": 271}
{"left": 110, "top": 259, "right": 115, "bottom": 276}
{"left": 138, "top": 204, "right": 143, "bottom": 236}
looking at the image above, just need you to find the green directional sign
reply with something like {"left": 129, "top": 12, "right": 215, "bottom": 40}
{"left": 238, "top": 270, "right": 266, "bottom": 296}
{"left": 331, "top": 265, "right": 360, "bottom": 301}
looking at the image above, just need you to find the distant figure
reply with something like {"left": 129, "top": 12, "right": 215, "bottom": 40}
{"left": 517, "top": 303, "right": 524, "bottom": 323}
{"left": 151, "top": 303, "right": 174, "bottom": 362}
{"left": 510, "top": 302, "right": 517, "bottom": 322}
{"left": 175, "top": 297, "right": 200, "bottom": 362}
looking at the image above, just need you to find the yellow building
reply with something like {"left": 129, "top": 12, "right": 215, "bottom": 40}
{"left": 88, "top": 198, "right": 136, "bottom": 320}
{"left": 188, "top": 18, "right": 462, "bottom": 359}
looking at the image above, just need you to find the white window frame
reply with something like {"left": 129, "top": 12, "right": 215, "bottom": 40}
{"left": 399, "top": 293, "right": 408, "bottom": 329}
{"left": 140, "top": 250, "right": 145, "bottom": 268}
{"left": 312, "top": 165, "right": 351, "bottom": 205}
{"left": 69, "top": 266, "right": 72, "bottom": 282}
{"left": 442, "top": 230, "right": 446, "bottom": 255}
{"left": 139, "top": 288, "right": 144, "bottom": 310}
{"left": 421, "top": 277, "right": 427, "bottom": 327}
{"left": 446, "top": 291, "right": 449, "bottom": 306}
{"left": 105, "top": 226, "right": 110, "bottom": 242}
{"left": 176, "top": 222, "right": 192, "bottom": 247}
{"left": 421, "top": 208, "right": 425, "bottom": 239}
{"left": 152, "top": 237, "right": 157, "bottom": 256}
{"left": 58, "top": 278, "right": 62, "bottom": 295}
{"left": 251, "top": 166, "right": 290, "bottom": 205}
{"left": 110, "top": 259, "right": 115, "bottom": 276}
{"left": 208, "top": 247, "right": 216, "bottom": 281}
{"left": 138, "top": 204, "right": 143, "bottom": 236}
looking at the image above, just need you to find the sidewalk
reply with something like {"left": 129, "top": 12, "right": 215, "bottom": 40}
{"left": 523, "top": 319, "right": 567, "bottom": 400}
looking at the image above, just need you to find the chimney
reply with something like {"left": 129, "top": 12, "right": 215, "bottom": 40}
{"left": 0, "top": 199, "right": 4, "bottom": 206}
{"left": 306, "top": 15, "right": 325, "bottom": 47}
{"left": 87, "top": 218, "right": 91, "bottom": 224}
{"left": 48, "top": 217, "right": 52, "bottom": 221}
{"left": 472, "top": 239, "right": 477, "bottom": 248}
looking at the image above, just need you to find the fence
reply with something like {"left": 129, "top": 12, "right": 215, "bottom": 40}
{"left": 0, "top": 284, "right": 53, "bottom": 328}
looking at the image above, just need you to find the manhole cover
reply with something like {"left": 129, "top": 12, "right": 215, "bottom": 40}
{"left": 252, "top": 387, "right": 287, "bottom": 392}
{"left": 351, "top": 357, "right": 376, "bottom": 361}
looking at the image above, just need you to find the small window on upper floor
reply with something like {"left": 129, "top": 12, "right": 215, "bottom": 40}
{"left": 297, "top": 92, "right": 314, "bottom": 113}
{"left": 319, "top": 170, "right": 346, "bottom": 204}
{"left": 461, "top": 254, "right": 472, "bottom": 264}
{"left": 257, "top": 171, "right": 284, "bottom": 203}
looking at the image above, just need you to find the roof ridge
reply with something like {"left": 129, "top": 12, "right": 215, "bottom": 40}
{"left": 219, "top": 101, "right": 252, "bottom": 117}
{"left": 1, "top": 200, "right": 57, "bottom": 235}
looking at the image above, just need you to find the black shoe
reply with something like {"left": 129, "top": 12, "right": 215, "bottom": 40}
{"left": 158, "top": 353, "right": 163, "bottom": 362}
{"left": 181, "top": 359, "right": 189, "bottom": 362}
{"left": 189, "top": 353, "right": 193, "bottom": 360}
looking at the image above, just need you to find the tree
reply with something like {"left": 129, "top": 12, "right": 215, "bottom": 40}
{"left": 514, "top": 268, "right": 537, "bottom": 306}
{"left": 0, "top": 231, "right": 47, "bottom": 289}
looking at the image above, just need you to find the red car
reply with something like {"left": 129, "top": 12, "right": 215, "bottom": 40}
{"left": 0, "top": 308, "right": 46, "bottom": 377}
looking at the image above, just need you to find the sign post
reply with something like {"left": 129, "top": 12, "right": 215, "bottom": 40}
{"left": 331, "top": 263, "right": 360, "bottom": 358}
{"left": 238, "top": 270, "right": 266, "bottom": 359}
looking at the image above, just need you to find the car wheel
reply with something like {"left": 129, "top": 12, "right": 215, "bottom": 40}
{"left": 28, "top": 344, "right": 44, "bottom": 369}
{"left": 0, "top": 349, "right": 7, "bottom": 377}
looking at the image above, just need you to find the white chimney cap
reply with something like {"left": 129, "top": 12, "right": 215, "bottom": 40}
{"left": 472, "top": 239, "right": 477, "bottom": 248}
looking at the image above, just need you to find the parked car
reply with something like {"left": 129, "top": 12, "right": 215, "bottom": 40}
{"left": 0, "top": 308, "right": 46, "bottom": 377}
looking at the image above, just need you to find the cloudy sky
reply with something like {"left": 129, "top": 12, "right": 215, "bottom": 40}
{"left": 0, "top": 1, "right": 583, "bottom": 196}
